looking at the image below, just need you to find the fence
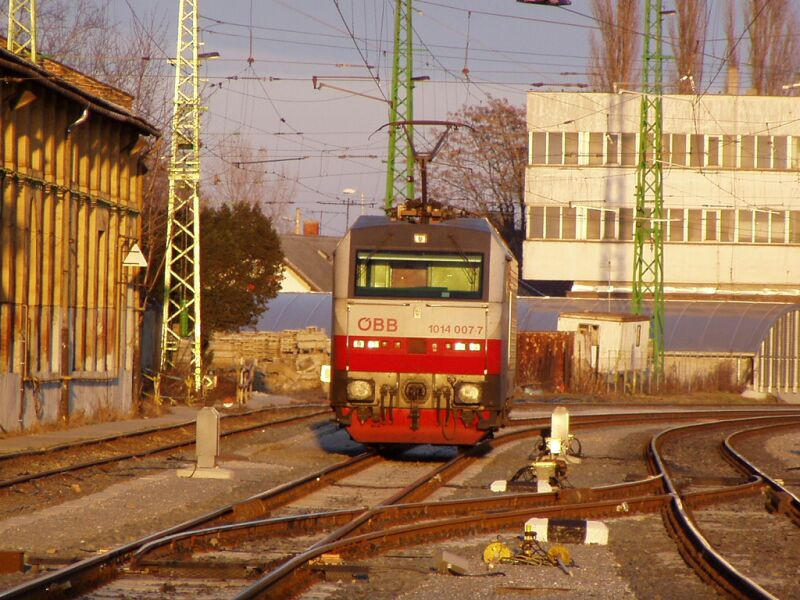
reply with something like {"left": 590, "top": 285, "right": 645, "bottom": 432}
{"left": 517, "top": 332, "right": 573, "bottom": 392}
{"left": 517, "top": 332, "right": 752, "bottom": 395}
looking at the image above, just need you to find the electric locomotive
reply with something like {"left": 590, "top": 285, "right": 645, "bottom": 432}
{"left": 329, "top": 211, "right": 518, "bottom": 445}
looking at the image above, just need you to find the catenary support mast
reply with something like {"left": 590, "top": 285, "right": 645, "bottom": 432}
{"left": 7, "top": 0, "right": 36, "bottom": 62}
{"left": 385, "top": 0, "right": 415, "bottom": 212}
{"left": 159, "top": 0, "right": 203, "bottom": 397}
{"left": 632, "top": 0, "right": 666, "bottom": 377}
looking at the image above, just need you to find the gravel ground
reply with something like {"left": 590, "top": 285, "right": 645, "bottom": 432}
{"left": 294, "top": 421, "right": 720, "bottom": 600}
{"left": 759, "top": 428, "right": 800, "bottom": 495}
{"left": 0, "top": 403, "right": 785, "bottom": 598}
{"left": 0, "top": 417, "right": 353, "bottom": 590}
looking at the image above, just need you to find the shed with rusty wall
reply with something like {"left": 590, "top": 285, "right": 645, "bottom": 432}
{"left": 519, "top": 298, "right": 800, "bottom": 396}
{"left": 0, "top": 47, "right": 158, "bottom": 431}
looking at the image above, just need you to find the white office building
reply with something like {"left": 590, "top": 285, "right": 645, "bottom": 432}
{"left": 524, "top": 92, "right": 800, "bottom": 298}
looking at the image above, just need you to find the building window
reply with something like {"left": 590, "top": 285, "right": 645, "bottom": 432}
{"left": 670, "top": 134, "right": 687, "bottom": 167}
{"left": 738, "top": 210, "right": 753, "bottom": 242}
{"left": 690, "top": 134, "right": 704, "bottom": 167}
{"left": 707, "top": 136, "right": 721, "bottom": 167}
{"left": 791, "top": 137, "right": 800, "bottom": 170}
{"left": 772, "top": 211, "right": 786, "bottom": 243}
{"left": 586, "top": 208, "right": 602, "bottom": 239}
{"left": 723, "top": 135, "right": 737, "bottom": 168}
{"left": 548, "top": 132, "right": 564, "bottom": 165}
{"left": 602, "top": 209, "right": 617, "bottom": 240}
{"left": 588, "top": 132, "right": 604, "bottom": 166}
{"left": 756, "top": 136, "right": 772, "bottom": 169}
{"left": 605, "top": 134, "right": 620, "bottom": 165}
{"left": 774, "top": 136, "right": 788, "bottom": 169}
{"left": 565, "top": 132, "right": 579, "bottom": 165}
{"left": 740, "top": 135, "right": 755, "bottom": 169}
{"left": 754, "top": 210, "right": 770, "bottom": 242}
{"left": 618, "top": 208, "right": 634, "bottom": 240}
{"left": 544, "top": 206, "right": 561, "bottom": 239}
{"left": 531, "top": 132, "right": 546, "bottom": 164}
{"left": 669, "top": 208, "right": 684, "bottom": 241}
{"left": 704, "top": 209, "right": 718, "bottom": 241}
{"left": 790, "top": 211, "right": 800, "bottom": 243}
{"left": 562, "top": 207, "right": 577, "bottom": 239}
{"left": 620, "top": 133, "right": 636, "bottom": 166}
{"left": 687, "top": 209, "right": 702, "bottom": 241}
{"left": 529, "top": 206, "right": 544, "bottom": 238}
{"left": 720, "top": 210, "right": 735, "bottom": 242}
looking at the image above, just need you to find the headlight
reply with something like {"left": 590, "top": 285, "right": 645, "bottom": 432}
{"left": 346, "top": 379, "right": 373, "bottom": 401}
{"left": 456, "top": 383, "right": 481, "bottom": 404}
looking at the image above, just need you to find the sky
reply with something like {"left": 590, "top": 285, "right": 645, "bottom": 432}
{"left": 109, "top": 1, "right": 739, "bottom": 235}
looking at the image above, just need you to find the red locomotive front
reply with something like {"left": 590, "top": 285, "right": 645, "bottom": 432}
{"left": 329, "top": 215, "right": 517, "bottom": 446}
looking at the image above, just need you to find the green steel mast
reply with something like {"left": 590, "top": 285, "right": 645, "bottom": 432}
{"left": 159, "top": 0, "right": 203, "bottom": 397}
{"left": 385, "top": 0, "right": 415, "bottom": 212}
{"left": 7, "top": 0, "right": 36, "bottom": 63}
{"left": 632, "top": 0, "right": 666, "bottom": 377}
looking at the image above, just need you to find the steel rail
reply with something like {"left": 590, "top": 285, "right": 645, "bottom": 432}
{"left": 226, "top": 411, "right": 800, "bottom": 598}
{"left": 0, "top": 451, "right": 379, "bottom": 600}
{"left": 722, "top": 421, "right": 800, "bottom": 527}
{"left": 0, "top": 421, "right": 555, "bottom": 598}
{"left": 0, "top": 403, "right": 327, "bottom": 462}
{"left": 125, "top": 410, "right": 800, "bottom": 597}
{"left": 5, "top": 409, "right": 797, "bottom": 598}
{"left": 512, "top": 407, "right": 800, "bottom": 430}
{"left": 0, "top": 406, "right": 328, "bottom": 490}
{"left": 134, "top": 475, "right": 667, "bottom": 563}
{"left": 648, "top": 415, "right": 800, "bottom": 600}
{"left": 234, "top": 494, "right": 672, "bottom": 599}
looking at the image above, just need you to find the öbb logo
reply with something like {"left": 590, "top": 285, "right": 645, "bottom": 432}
{"left": 357, "top": 317, "right": 398, "bottom": 332}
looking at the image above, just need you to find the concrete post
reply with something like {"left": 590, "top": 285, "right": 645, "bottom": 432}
{"left": 196, "top": 406, "right": 220, "bottom": 469}
{"left": 177, "top": 406, "right": 233, "bottom": 479}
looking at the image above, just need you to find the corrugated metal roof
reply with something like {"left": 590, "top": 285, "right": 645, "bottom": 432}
{"left": 256, "top": 293, "right": 799, "bottom": 355}
{"left": 519, "top": 298, "right": 798, "bottom": 354}
{"left": 256, "top": 292, "right": 333, "bottom": 333}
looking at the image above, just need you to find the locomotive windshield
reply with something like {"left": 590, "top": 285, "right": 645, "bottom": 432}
{"left": 354, "top": 250, "right": 483, "bottom": 299}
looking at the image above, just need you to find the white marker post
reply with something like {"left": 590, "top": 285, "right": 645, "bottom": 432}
{"left": 177, "top": 407, "right": 233, "bottom": 479}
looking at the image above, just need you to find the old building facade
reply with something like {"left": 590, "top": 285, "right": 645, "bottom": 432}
{"left": 0, "top": 48, "right": 157, "bottom": 430}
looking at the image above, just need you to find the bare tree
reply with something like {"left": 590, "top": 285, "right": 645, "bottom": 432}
{"left": 748, "top": 0, "right": 800, "bottom": 95}
{"left": 588, "top": 0, "right": 641, "bottom": 92}
{"left": 669, "top": 0, "right": 709, "bottom": 93}
{"left": 21, "top": 0, "right": 173, "bottom": 128}
{"left": 207, "top": 141, "right": 296, "bottom": 228}
{"left": 428, "top": 97, "right": 527, "bottom": 266}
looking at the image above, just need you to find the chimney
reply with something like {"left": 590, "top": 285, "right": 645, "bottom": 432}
{"left": 303, "top": 220, "right": 320, "bottom": 236}
{"left": 726, "top": 65, "right": 739, "bottom": 96}
{"left": 294, "top": 208, "right": 301, "bottom": 235}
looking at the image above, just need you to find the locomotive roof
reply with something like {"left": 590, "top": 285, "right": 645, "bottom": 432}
{"left": 349, "top": 215, "right": 495, "bottom": 234}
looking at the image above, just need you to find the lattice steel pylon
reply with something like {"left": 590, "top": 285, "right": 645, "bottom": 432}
{"left": 159, "top": 0, "right": 203, "bottom": 397}
{"left": 632, "top": 0, "right": 666, "bottom": 377}
{"left": 7, "top": 0, "right": 37, "bottom": 62}
{"left": 385, "top": 0, "right": 415, "bottom": 212}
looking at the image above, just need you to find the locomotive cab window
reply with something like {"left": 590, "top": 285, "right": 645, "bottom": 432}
{"left": 355, "top": 250, "right": 483, "bottom": 299}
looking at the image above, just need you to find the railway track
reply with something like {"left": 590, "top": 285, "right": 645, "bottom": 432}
{"left": 2, "top": 408, "right": 799, "bottom": 599}
{"left": 0, "top": 404, "right": 328, "bottom": 491}
{"left": 648, "top": 415, "right": 800, "bottom": 599}
{"left": 724, "top": 421, "right": 800, "bottom": 526}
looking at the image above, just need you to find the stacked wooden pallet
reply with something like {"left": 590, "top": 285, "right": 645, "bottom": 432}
{"left": 209, "top": 327, "right": 329, "bottom": 368}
